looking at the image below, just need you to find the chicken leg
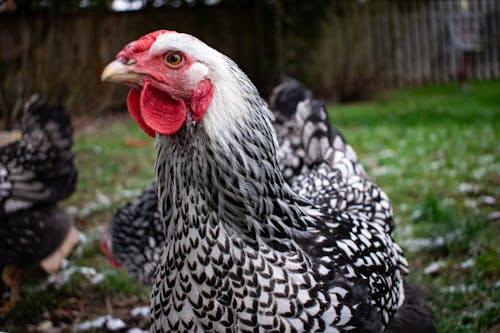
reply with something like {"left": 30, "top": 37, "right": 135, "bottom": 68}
{"left": 0, "top": 265, "right": 22, "bottom": 313}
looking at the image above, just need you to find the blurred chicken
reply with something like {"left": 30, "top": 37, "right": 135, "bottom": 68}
{"left": 100, "top": 183, "right": 163, "bottom": 284}
{"left": 270, "top": 78, "right": 395, "bottom": 234}
{"left": 0, "top": 95, "right": 77, "bottom": 312}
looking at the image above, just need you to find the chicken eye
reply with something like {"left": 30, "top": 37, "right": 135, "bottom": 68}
{"left": 165, "top": 52, "right": 184, "bottom": 67}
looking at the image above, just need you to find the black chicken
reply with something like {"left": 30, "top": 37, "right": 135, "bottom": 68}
{"left": 0, "top": 95, "right": 77, "bottom": 312}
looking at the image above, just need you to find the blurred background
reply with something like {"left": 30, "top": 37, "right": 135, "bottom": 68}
{"left": 1, "top": 0, "right": 499, "bottom": 123}
{"left": 0, "top": 0, "right": 499, "bottom": 332}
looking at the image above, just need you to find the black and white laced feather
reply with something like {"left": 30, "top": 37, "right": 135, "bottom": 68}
{"left": 270, "top": 79, "right": 395, "bottom": 234}
{"left": 102, "top": 183, "right": 163, "bottom": 284}
{"left": 0, "top": 95, "right": 76, "bottom": 268}
{"left": 0, "top": 95, "right": 76, "bottom": 216}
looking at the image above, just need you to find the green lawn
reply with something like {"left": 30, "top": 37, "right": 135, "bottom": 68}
{"left": 330, "top": 80, "right": 500, "bottom": 333}
{"left": 1, "top": 80, "right": 499, "bottom": 332}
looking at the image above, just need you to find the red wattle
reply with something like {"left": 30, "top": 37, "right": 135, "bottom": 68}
{"left": 140, "top": 82, "right": 187, "bottom": 135}
{"left": 127, "top": 89, "right": 155, "bottom": 137}
{"left": 127, "top": 82, "right": 189, "bottom": 136}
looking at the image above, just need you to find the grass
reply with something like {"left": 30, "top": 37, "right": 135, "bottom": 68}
{"left": 330, "top": 80, "right": 500, "bottom": 333}
{"left": 1, "top": 80, "right": 499, "bottom": 332}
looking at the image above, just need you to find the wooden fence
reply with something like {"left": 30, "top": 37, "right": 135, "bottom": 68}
{"left": 0, "top": 0, "right": 499, "bottom": 124}
{"left": 307, "top": 0, "right": 500, "bottom": 99}
{"left": 0, "top": 3, "right": 273, "bottom": 125}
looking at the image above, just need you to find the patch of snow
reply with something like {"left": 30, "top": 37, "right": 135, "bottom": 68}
{"left": 430, "top": 160, "right": 440, "bottom": 170}
{"left": 79, "top": 233, "right": 88, "bottom": 244}
{"left": 442, "top": 197, "right": 456, "bottom": 207}
{"left": 459, "top": 182, "right": 478, "bottom": 194}
{"left": 402, "top": 238, "right": 431, "bottom": 251}
{"left": 464, "top": 198, "right": 477, "bottom": 208}
{"left": 96, "top": 191, "right": 111, "bottom": 206}
{"left": 65, "top": 205, "right": 78, "bottom": 215}
{"left": 442, "top": 281, "right": 500, "bottom": 294}
{"left": 131, "top": 306, "right": 149, "bottom": 318}
{"left": 78, "top": 199, "right": 111, "bottom": 217}
{"left": 77, "top": 315, "right": 126, "bottom": 331}
{"left": 128, "top": 328, "right": 149, "bottom": 333}
{"left": 61, "top": 259, "right": 69, "bottom": 269}
{"left": 76, "top": 188, "right": 143, "bottom": 217}
{"left": 107, "top": 317, "right": 127, "bottom": 330}
{"left": 441, "top": 283, "right": 477, "bottom": 294}
{"left": 371, "top": 166, "right": 391, "bottom": 176}
{"left": 478, "top": 154, "right": 494, "bottom": 164}
{"left": 90, "top": 273, "right": 105, "bottom": 285}
{"left": 78, "top": 316, "right": 106, "bottom": 331}
{"left": 396, "top": 224, "right": 414, "bottom": 239}
{"left": 402, "top": 236, "right": 445, "bottom": 252}
{"left": 472, "top": 167, "right": 487, "bottom": 180}
{"left": 379, "top": 149, "right": 394, "bottom": 159}
{"left": 408, "top": 208, "right": 423, "bottom": 222}
{"left": 28, "top": 264, "right": 106, "bottom": 292}
{"left": 424, "top": 260, "right": 447, "bottom": 275}
{"left": 460, "top": 258, "right": 475, "bottom": 269}
{"left": 481, "top": 196, "right": 496, "bottom": 205}
{"left": 487, "top": 211, "right": 500, "bottom": 221}
{"left": 92, "top": 145, "right": 103, "bottom": 154}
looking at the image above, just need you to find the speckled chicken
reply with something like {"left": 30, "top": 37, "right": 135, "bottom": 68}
{"left": 102, "top": 31, "right": 435, "bottom": 332}
{"left": 102, "top": 79, "right": 393, "bottom": 285}
{"left": 0, "top": 95, "right": 77, "bottom": 312}
{"left": 101, "top": 183, "right": 163, "bottom": 284}
{"left": 270, "top": 79, "right": 395, "bottom": 234}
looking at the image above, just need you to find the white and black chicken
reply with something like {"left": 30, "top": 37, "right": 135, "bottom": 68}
{"left": 0, "top": 95, "right": 77, "bottom": 312}
{"left": 102, "top": 30, "right": 434, "bottom": 332}
{"left": 102, "top": 78, "right": 393, "bottom": 286}
{"left": 100, "top": 182, "right": 163, "bottom": 284}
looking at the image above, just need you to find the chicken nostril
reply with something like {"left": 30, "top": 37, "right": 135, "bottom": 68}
{"left": 125, "top": 58, "right": 137, "bottom": 65}
{"left": 118, "top": 57, "right": 136, "bottom": 66}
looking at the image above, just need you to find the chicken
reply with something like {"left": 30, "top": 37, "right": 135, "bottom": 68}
{"left": 100, "top": 183, "right": 163, "bottom": 284}
{"left": 271, "top": 78, "right": 395, "bottom": 234}
{"left": 270, "top": 78, "right": 366, "bottom": 182}
{"left": 0, "top": 95, "right": 77, "bottom": 312}
{"left": 0, "top": 95, "right": 76, "bottom": 215}
{"left": 102, "top": 31, "right": 435, "bottom": 332}
{"left": 101, "top": 79, "right": 392, "bottom": 285}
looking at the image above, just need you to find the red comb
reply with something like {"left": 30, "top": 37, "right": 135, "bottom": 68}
{"left": 117, "top": 30, "right": 174, "bottom": 59}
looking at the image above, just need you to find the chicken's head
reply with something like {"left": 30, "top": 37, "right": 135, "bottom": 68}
{"left": 101, "top": 30, "right": 214, "bottom": 137}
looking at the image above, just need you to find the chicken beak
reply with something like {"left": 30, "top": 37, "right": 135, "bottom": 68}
{"left": 101, "top": 59, "right": 142, "bottom": 84}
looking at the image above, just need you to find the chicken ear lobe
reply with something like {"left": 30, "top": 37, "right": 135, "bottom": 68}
{"left": 189, "top": 78, "right": 214, "bottom": 122}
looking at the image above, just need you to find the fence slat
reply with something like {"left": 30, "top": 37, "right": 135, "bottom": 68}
{"left": 492, "top": 0, "right": 500, "bottom": 77}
